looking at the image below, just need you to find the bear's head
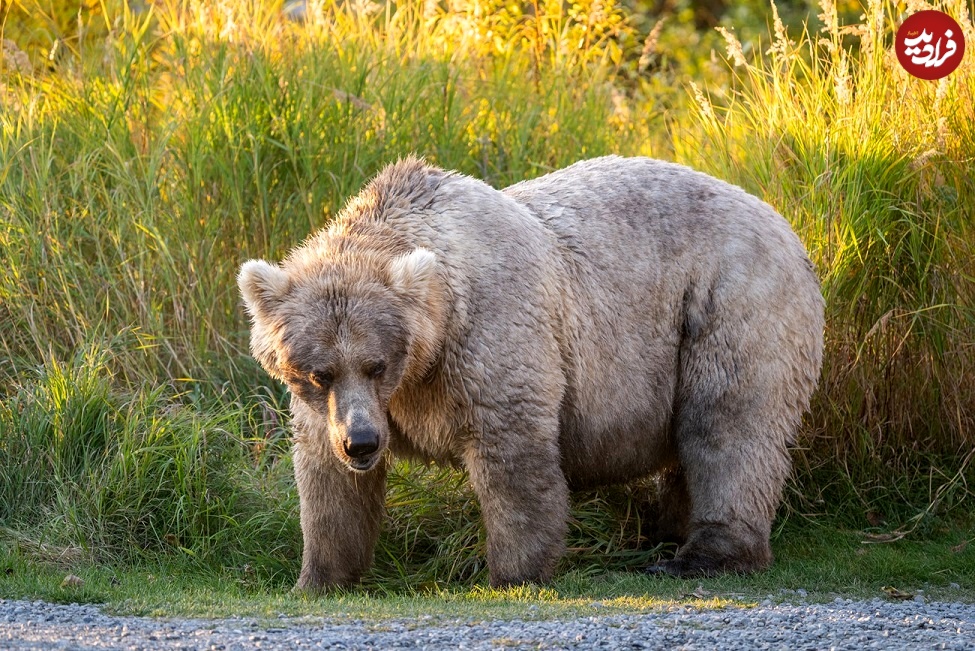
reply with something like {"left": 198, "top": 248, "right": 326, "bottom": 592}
{"left": 238, "top": 246, "right": 444, "bottom": 473}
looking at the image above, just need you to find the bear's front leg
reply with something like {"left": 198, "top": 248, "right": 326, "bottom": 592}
{"left": 292, "top": 442, "right": 387, "bottom": 592}
{"left": 462, "top": 425, "right": 569, "bottom": 587}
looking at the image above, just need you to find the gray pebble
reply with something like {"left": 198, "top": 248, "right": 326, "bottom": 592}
{"left": 1, "top": 597, "right": 975, "bottom": 650}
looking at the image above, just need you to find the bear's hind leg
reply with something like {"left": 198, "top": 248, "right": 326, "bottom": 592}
{"left": 643, "top": 282, "right": 809, "bottom": 578}
{"left": 647, "top": 387, "right": 794, "bottom": 577}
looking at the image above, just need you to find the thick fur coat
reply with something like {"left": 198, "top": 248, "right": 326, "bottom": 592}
{"left": 238, "top": 156, "right": 825, "bottom": 589}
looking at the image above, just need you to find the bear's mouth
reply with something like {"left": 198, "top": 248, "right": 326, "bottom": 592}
{"left": 346, "top": 453, "right": 381, "bottom": 473}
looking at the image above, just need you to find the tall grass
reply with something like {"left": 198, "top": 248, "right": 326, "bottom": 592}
{"left": 0, "top": 0, "right": 628, "bottom": 393}
{"left": 1, "top": 0, "right": 972, "bottom": 583}
{"left": 0, "top": 343, "right": 300, "bottom": 576}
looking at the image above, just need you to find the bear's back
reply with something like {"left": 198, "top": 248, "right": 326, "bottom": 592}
{"left": 503, "top": 156, "right": 824, "bottom": 487}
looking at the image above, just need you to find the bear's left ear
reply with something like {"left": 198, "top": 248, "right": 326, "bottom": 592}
{"left": 387, "top": 248, "right": 438, "bottom": 303}
{"left": 238, "top": 259, "right": 291, "bottom": 322}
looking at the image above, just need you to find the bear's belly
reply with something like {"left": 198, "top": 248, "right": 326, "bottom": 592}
{"left": 557, "top": 411, "right": 675, "bottom": 490}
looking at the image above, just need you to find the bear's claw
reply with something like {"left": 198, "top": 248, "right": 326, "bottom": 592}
{"left": 644, "top": 557, "right": 726, "bottom": 578}
{"left": 644, "top": 562, "right": 681, "bottom": 577}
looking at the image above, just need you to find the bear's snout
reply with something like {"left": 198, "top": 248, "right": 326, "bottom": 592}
{"left": 322, "top": 385, "right": 388, "bottom": 472}
{"left": 343, "top": 425, "right": 380, "bottom": 460}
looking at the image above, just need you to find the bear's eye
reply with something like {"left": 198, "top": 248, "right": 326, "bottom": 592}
{"left": 309, "top": 370, "right": 334, "bottom": 389}
{"left": 365, "top": 361, "right": 386, "bottom": 379}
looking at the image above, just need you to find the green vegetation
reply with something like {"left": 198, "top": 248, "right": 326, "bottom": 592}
{"left": 0, "top": 0, "right": 972, "bottom": 611}
{"left": 2, "top": 516, "right": 972, "bottom": 616}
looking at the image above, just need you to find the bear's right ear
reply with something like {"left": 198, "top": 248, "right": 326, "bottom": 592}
{"left": 238, "top": 259, "right": 291, "bottom": 321}
{"left": 387, "top": 248, "right": 438, "bottom": 304}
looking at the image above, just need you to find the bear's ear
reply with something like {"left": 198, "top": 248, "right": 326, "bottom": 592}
{"left": 238, "top": 259, "right": 291, "bottom": 321}
{"left": 387, "top": 248, "right": 438, "bottom": 302}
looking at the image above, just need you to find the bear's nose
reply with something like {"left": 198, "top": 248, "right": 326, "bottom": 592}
{"left": 343, "top": 426, "right": 380, "bottom": 459}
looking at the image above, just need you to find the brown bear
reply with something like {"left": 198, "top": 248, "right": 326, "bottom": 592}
{"left": 237, "top": 155, "right": 824, "bottom": 591}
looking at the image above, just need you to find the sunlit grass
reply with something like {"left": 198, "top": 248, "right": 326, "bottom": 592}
{"left": 2, "top": 514, "right": 972, "bottom": 617}
{"left": 1, "top": 0, "right": 632, "bottom": 391}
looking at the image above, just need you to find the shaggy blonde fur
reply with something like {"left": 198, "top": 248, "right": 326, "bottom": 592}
{"left": 238, "top": 156, "right": 824, "bottom": 590}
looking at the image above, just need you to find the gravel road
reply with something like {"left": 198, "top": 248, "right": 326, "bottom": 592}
{"left": 2, "top": 597, "right": 974, "bottom": 650}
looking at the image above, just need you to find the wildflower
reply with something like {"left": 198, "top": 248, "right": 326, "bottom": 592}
{"left": 716, "top": 26, "right": 747, "bottom": 67}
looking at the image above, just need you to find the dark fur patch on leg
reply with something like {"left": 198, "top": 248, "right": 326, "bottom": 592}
{"left": 647, "top": 466, "right": 691, "bottom": 546}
